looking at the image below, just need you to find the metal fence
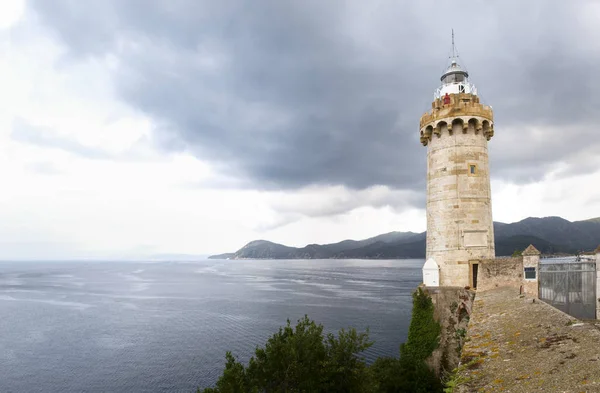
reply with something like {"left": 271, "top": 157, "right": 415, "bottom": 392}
{"left": 539, "top": 261, "right": 597, "bottom": 320}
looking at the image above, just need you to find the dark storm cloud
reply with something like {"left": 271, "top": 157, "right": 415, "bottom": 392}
{"left": 271, "top": 188, "right": 423, "bottom": 220}
{"left": 29, "top": 0, "right": 600, "bottom": 191}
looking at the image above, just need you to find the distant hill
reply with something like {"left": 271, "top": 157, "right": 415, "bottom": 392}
{"left": 209, "top": 216, "right": 600, "bottom": 259}
{"left": 215, "top": 232, "right": 423, "bottom": 260}
{"left": 494, "top": 235, "right": 570, "bottom": 256}
{"left": 493, "top": 216, "right": 600, "bottom": 253}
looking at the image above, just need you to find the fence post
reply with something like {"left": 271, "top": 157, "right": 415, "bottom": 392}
{"left": 522, "top": 244, "right": 541, "bottom": 298}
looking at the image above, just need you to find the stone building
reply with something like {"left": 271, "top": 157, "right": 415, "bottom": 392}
{"left": 420, "top": 45, "right": 495, "bottom": 287}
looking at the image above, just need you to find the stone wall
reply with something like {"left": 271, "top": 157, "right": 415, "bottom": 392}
{"left": 474, "top": 250, "right": 540, "bottom": 296}
{"left": 425, "top": 286, "right": 475, "bottom": 377}
{"left": 477, "top": 257, "right": 524, "bottom": 292}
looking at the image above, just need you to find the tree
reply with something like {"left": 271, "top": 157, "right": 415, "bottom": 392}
{"left": 198, "top": 352, "right": 254, "bottom": 393}
{"left": 370, "top": 357, "right": 404, "bottom": 393}
{"left": 511, "top": 249, "right": 522, "bottom": 257}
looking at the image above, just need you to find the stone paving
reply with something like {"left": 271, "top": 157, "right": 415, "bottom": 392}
{"left": 456, "top": 287, "right": 600, "bottom": 392}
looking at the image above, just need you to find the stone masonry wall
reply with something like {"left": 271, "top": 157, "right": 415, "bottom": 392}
{"left": 426, "top": 286, "right": 475, "bottom": 377}
{"left": 476, "top": 253, "right": 540, "bottom": 297}
{"left": 477, "top": 257, "right": 523, "bottom": 292}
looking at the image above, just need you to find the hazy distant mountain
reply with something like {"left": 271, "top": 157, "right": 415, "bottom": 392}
{"left": 209, "top": 216, "right": 600, "bottom": 259}
{"left": 145, "top": 253, "right": 210, "bottom": 261}
{"left": 207, "top": 253, "right": 235, "bottom": 260}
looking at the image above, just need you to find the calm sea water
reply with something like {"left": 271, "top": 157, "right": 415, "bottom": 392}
{"left": 0, "top": 259, "right": 423, "bottom": 392}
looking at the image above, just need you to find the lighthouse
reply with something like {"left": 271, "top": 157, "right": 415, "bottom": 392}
{"left": 419, "top": 37, "right": 495, "bottom": 288}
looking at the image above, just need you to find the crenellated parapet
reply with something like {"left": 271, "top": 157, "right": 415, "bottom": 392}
{"left": 419, "top": 93, "right": 494, "bottom": 146}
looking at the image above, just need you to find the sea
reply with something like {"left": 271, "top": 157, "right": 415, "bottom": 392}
{"left": 0, "top": 258, "right": 424, "bottom": 392}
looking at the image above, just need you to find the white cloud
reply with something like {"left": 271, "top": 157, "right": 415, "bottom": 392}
{"left": 491, "top": 168, "right": 600, "bottom": 224}
{"left": 0, "top": 0, "right": 24, "bottom": 29}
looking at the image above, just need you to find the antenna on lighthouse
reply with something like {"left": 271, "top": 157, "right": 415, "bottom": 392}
{"left": 451, "top": 29, "right": 458, "bottom": 60}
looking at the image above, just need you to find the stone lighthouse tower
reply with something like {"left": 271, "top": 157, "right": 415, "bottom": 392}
{"left": 419, "top": 39, "right": 495, "bottom": 287}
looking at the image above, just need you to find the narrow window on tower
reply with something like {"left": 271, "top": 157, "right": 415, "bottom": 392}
{"left": 469, "top": 165, "right": 477, "bottom": 175}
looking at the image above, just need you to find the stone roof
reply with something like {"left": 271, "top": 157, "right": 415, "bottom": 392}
{"left": 522, "top": 244, "right": 541, "bottom": 256}
{"left": 595, "top": 245, "right": 600, "bottom": 254}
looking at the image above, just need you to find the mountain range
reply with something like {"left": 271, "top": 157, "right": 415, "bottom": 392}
{"left": 209, "top": 216, "right": 600, "bottom": 260}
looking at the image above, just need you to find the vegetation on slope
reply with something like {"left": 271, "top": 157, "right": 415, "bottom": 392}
{"left": 199, "top": 289, "right": 442, "bottom": 393}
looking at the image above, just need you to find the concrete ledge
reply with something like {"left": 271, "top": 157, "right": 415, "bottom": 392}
{"left": 456, "top": 287, "right": 600, "bottom": 392}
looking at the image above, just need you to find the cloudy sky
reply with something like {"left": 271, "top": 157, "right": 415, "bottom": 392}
{"left": 1, "top": 0, "right": 599, "bottom": 259}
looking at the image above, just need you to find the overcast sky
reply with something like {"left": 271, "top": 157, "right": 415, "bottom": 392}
{"left": 1, "top": 0, "right": 599, "bottom": 259}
